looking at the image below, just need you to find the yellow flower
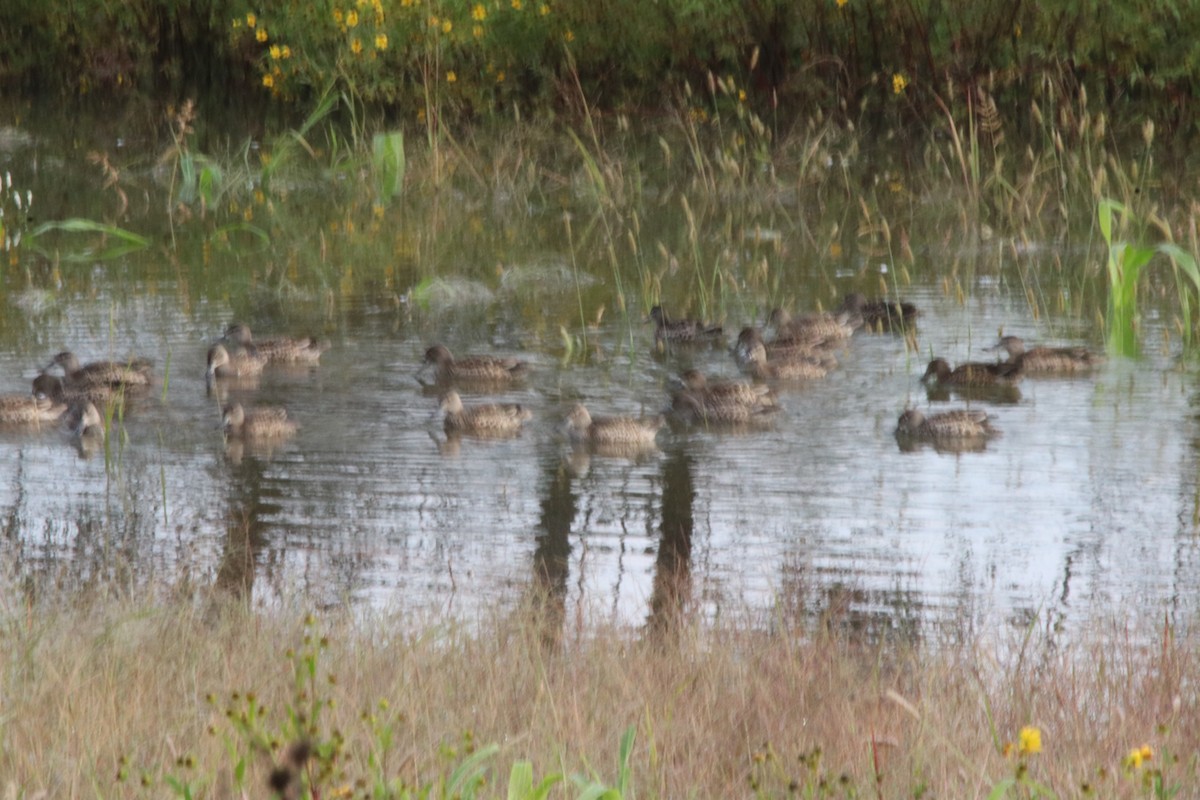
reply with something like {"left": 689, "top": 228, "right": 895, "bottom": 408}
{"left": 375, "top": 33, "right": 388, "bottom": 50}
{"left": 511, "top": 0, "right": 522, "bottom": 8}
{"left": 892, "top": 72, "right": 909, "bottom": 94}
{"left": 333, "top": 8, "right": 343, "bottom": 24}
{"left": 350, "top": 38, "right": 363, "bottom": 54}
{"left": 446, "top": 70, "right": 457, "bottom": 83}
{"left": 564, "top": 29, "right": 574, "bottom": 41}
{"left": 1017, "top": 726, "right": 1042, "bottom": 756}
{"left": 256, "top": 28, "right": 268, "bottom": 42}
{"left": 473, "top": 24, "right": 483, "bottom": 38}
{"left": 837, "top": 0, "right": 848, "bottom": 6}
{"left": 1125, "top": 745, "right": 1154, "bottom": 769}
{"left": 539, "top": 3, "right": 549, "bottom": 14}
{"left": 281, "top": 45, "right": 292, "bottom": 58}
{"left": 738, "top": 89, "right": 746, "bottom": 102}
{"left": 246, "top": 12, "right": 257, "bottom": 27}
{"left": 496, "top": 70, "right": 505, "bottom": 83}
{"left": 269, "top": 44, "right": 281, "bottom": 59}
{"left": 442, "top": 19, "right": 452, "bottom": 32}
{"left": 429, "top": 15, "right": 438, "bottom": 25}
{"left": 346, "top": 9, "right": 358, "bottom": 26}
{"left": 262, "top": 74, "right": 274, "bottom": 87}
{"left": 472, "top": 4, "right": 486, "bottom": 20}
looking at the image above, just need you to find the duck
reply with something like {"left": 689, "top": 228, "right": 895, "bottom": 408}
{"left": 767, "top": 307, "right": 859, "bottom": 344}
{"left": 562, "top": 403, "right": 663, "bottom": 447}
{"left": 222, "top": 403, "right": 298, "bottom": 439}
{"left": 420, "top": 344, "right": 530, "bottom": 386}
{"left": 671, "top": 390, "right": 779, "bottom": 426}
{"left": 33, "top": 373, "right": 125, "bottom": 412}
{"left": 223, "top": 323, "right": 329, "bottom": 365}
{"left": 985, "top": 335, "right": 1102, "bottom": 374}
{"left": 740, "top": 341, "right": 829, "bottom": 381}
{"left": 648, "top": 306, "right": 723, "bottom": 346}
{"left": 674, "top": 369, "right": 778, "bottom": 409}
{"left": 895, "top": 408, "right": 996, "bottom": 440}
{"left": 733, "top": 328, "right": 837, "bottom": 371}
{"left": 838, "top": 292, "right": 920, "bottom": 331}
{"left": 436, "top": 390, "right": 533, "bottom": 437}
{"left": 45, "top": 351, "right": 152, "bottom": 389}
{"left": 207, "top": 342, "right": 268, "bottom": 381}
{"left": 0, "top": 389, "right": 66, "bottom": 427}
{"left": 69, "top": 401, "right": 107, "bottom": 438}
{"left": 921, "top": 357, "right": 1024, "bottom": 387}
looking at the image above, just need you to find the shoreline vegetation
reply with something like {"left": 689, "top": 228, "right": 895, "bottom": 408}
{"left": 0, "top": 591, "right": 1193, "bottom": 798}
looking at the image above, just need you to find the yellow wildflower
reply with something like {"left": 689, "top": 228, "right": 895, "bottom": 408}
{"left": 375, "top": 33, "right": 388, "bottom": 49}
{"left": 837, "top": 0, "right": 848, "bottom": 6}
{"left": 446, "top": 70, "right": 457, "bottom": 83}
{"left": 511, "top": 0, "right": 522, "bottom": 8}
{"left": 539, "top": 3, "right": 549, "bottom": 14}
{"left": 262, "top": 74, "right": 274, "bottom": 87}
{"left": 256, "top": 28, "right": 268, "bottom": 42}
{"left": 350, "top": 38, "right": 363, "bottom": 54}
{"left": 473, "top": 24, "right": 483, "bottom": 38}
{"left": 1125, "top": 745, "right": 1154, "bottom": 769}
{"left": 269, "top": 44, "right": 281, "bottom": 59}
{"left": 429, "top": 15, "right": 438, "bottom": 26}
{"left": 246, "top": 12, "right": 257, "bottom": 27}
{"left": 333, "top": 8, "right": 344, "bottom": 24}
{"left": 1017, "top": 726, "right": 1042, "bottom": 756}
{"left": 472, "top": 4, "right": 486, "bottom": 20}
{"left": 281, "top": 45, "right": 292, "bottom": 58}
{"left": 738, "top": 89, "right": 746, "bottom": 102}
{"left": 496, "top": 70, "right": 505, "bottom": 83}
{"left": 346, "top": 9, "right": 358, "bottom": 26}
{"left": 564, "top": 29, "right": 574, "bottom": 41}
{"left": 442, "top": 19, "right": 452, "bottom": 32}
{"left": 892, "top": 72, "right": 909, "bottom": 94}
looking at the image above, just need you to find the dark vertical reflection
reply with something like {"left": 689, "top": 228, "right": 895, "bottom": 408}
{"left": 646, "top": 444, "right": 695, "bottom": 641}
{"left": 530, "top": 453, "right": 575, "bottom": 649}
{"left": 212, "top": 451, "right": 271, "bottom": 604}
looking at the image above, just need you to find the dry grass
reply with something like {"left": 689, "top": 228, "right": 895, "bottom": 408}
{"left": 0, "top": 591, "right": 1194, "bottom": 798}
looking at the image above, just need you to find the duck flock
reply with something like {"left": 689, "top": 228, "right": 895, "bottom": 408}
{"left": 0, "top": 292, "right": 1103, "bottom": 457}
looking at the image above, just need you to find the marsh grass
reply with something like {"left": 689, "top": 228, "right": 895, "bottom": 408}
{"left": 1, "top": 589, "right": 1195, "bottom": 799}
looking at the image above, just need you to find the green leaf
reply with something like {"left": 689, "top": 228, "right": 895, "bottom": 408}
{"left": 985, "top": 777, "right": 1016, "bottom": 800}
{"left": 373, "top": 131, "right": 406, "bottom": 201}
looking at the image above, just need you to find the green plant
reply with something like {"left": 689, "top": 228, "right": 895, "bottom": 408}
{"left": 1097, "top": 198, "right": 1200, "bottom": 356}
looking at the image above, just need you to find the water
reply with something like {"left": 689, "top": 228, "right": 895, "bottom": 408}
{"left": 2, "top": 103, "right": 1199, "bottom": 639}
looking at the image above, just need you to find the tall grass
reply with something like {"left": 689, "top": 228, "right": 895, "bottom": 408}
{"left": 1, "top": 591, "right": 1195, "bottom": 798}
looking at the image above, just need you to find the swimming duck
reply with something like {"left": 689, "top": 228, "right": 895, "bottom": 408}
{"left": 733, "top": 328, "right": 837, "bottom": 371}
{"left": 838, "top": 292, "right": 920, "bottom": 331}
{"left": 33, "top": 374, "right": 125, "bottom": 412}
{"left": 895, "top": 408, "right": 996, "bottom": 440}
{"left": 675, "top": 369, "right": 778, "bottom": 409}
{"left": 420, "top": 344, "right": 530, "bottom": 386}
{"left": 69, "top": 401, "right": 107, "bottom": 438}
{"left": 985, "top": 335, "right": 1102, "bottom": 374}
{"left": 648, "top": 306, "right": 723, "bottom": 346}
{"left": 207, "top": 343, "right": 269, "bottom": 381}
{"left": 223, "top": 323, "right": 329, "bottom": 365}
{"left": 562, "top": 403, "right": 664, "bottom": 446}
{"left": 740, "top": 341, "right": 829, "bottom": 381}
{"left": 767, "top": 308, "right": 859, "bottom": 343}
{"left": 436, "top": 390, "right": 533, "bottom": 437}
{"left": 0, "top": 389, "right": 66, "bottom": 426}
{"left": 222, "top": 403, "right": 298, "bottom": 439}
{"left": 46, "top": 351, "right": 152, "bottom": 389}
{"left": 921, "top": 357, "right": 1024, "bottom": 387}
{"left": 671, "top": 390, "right": 779, "bottom": 426}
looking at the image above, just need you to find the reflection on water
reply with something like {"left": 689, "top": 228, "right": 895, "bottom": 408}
{"left": 3, "top": 113, "right": 1200, "bottom": 643}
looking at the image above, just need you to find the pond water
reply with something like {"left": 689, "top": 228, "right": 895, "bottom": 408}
{"left": 2, "top": 102, "right": 1199, "bottom": 640}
